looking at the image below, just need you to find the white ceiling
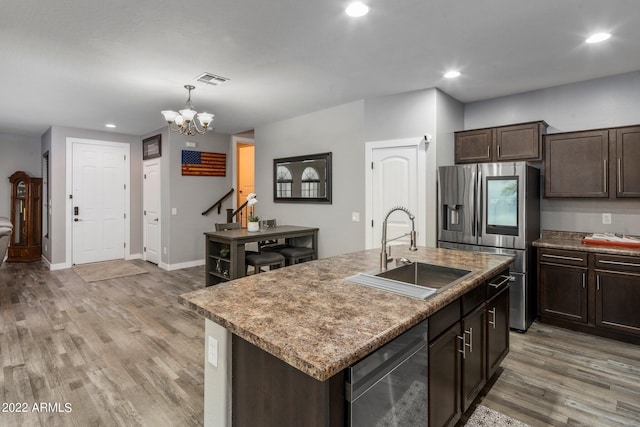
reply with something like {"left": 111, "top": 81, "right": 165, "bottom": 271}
{"left": 2, "top": 0, "right": 640, "bottom": 138}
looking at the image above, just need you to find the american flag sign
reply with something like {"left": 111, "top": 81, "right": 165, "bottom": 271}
{"left": 181, "top": 150, "right": 226, "bottom": 176}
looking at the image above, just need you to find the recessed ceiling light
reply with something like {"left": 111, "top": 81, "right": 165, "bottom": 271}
{"left": 105, "top": 123, "right": 117, "bottom": 128}
{"left": 346, "top": 2, "right": 369, "bottom": 17}
{"left": 586, "top": 32, "right": 611, "bottom": 44}
{"left": 444, "top": 70, "right": 461, "bottom": 79}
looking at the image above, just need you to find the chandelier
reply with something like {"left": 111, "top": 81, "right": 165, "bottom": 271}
{"left": 161, "top": 85, "right": 214, "bottom": 136}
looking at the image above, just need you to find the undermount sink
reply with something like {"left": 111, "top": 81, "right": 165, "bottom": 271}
{"left": 346, "top": 262, "right": 473, "bottom": 300}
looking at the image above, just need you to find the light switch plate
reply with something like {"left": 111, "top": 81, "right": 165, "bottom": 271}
{"left": 208, "top": 336, "right": 218, "bottom": 367}
{"left": 171, "top": 207, "right": 177, "bottom": 215}
{"left": 602, "top": 213, "right": 612, "bottom": 224}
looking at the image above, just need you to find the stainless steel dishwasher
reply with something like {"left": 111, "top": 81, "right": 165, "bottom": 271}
{"left": 345, "top": 319, "right": 428, "bottom": 426}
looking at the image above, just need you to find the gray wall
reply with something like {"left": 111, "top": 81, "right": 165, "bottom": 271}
{"left": 164, "top": 130, "right": 232, "bottom": 266}
{"left": 255, "top": 101, "right": 365, "bottom": 258}
{"left": 45, "top": 126, "right": 142, "bottom": 266}
{"left": 464, "top": 71, "right": 640, "bottom": 235}
{"left": 0, "top": 133, "right": 42, "bottom": 218}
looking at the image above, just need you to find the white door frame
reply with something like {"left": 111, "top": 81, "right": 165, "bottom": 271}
{"left": 365, "top": 137, "right": 428, "bottom": 249}
{"left": 143, "top": 159, "right": 161, "bottom": 265}
{"left": 65, "top": 137, "right": 131, "bottom": 267}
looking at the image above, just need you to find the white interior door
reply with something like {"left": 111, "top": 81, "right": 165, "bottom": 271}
{"left": 143, "top": 160, "right": 161, "bottom": 264}
{"left": 370, "top": 145, "right": 420, "bottom": 249}
{"left": 72, "top": 142, "right": 126, "bottom": 264}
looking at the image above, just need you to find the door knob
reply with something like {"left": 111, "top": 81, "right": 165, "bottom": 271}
{"left": 154, "top": 218, "right": 158, "bottom": 222}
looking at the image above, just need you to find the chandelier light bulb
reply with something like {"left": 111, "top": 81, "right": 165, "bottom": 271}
{"left": 346, "top": 2, "right": 369, "bottom": 17}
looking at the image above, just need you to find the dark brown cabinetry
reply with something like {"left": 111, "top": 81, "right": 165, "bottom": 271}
{"left": 544, "top": 124, "right": 640, "bottom": 198}
{"left": 538, "top": 249, "right": 588, "bottom": 323}
{"left": 455, "top": 121, "right": 547, "bottom": 164}
{"left": 8, "top": 171, "right": 42, "bottom": 262}
{"left": 544, "top": 130, "right": 609, "bottom": 198}
{"left": 486, "top": 287, "right": 510, "bottom": 378}
{"left": 594, "top": 254, "right": 640, "bottom": 336}
{"left": 428, "top": 269, "right": 510, "bottom": 427}
{"left": 538, "top": 248, "right": 640, "bottom": 345}
{"left": 614, "top": 125, "right": 640, "bottom": 197}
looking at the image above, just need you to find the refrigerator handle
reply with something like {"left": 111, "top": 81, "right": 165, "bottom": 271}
{"left": 476, "top": 169, "right": 482, "bottom": 238}
{"left": 471, "top": 170, "right": 476, "bottom": 237}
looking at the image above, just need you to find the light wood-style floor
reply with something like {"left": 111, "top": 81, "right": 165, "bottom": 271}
{"left": 1, "top": 261, "right": 639, "bottom": 426}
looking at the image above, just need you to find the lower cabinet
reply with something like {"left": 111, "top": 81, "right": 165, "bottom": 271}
{"left": 428, "top": 269, "right": 510, "bottom": 427}
{"left": 538, "top": 248, "right": 640, "bottom": 344}
{"left": 487, "top": 287, "right": 510, "bottom": 379}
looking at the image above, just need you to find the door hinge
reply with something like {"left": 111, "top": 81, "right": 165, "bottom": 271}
{"left": 371, "top": 220, "right": 374, "bottom": 227}
{"left": 144, "top": 174, "right": 146, "bottom": 179}
{"left": 124, "top": 242, "right": 126, "bottom": 248}
{"left": 124, "top": 155, "right": 127, "bottom": 160}
{"left": 143, "top": 247, "right": 146, "bottom": 252}
{"left": 371, "top": 162, "right": 374, "bottom": 169}
{"left": 124, "top": 184, "right": 126, "bottom": 190}
{"left": 144, "top": 210, "right": 146, "bottom": 215}
{"left": 69, "top": 194, "right": 73, "bottom": 199}
{"left": 124, "top": 213, "right": 126, "bottom": 219}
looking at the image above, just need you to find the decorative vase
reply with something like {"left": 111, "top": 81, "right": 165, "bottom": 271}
{"left": 247, "top": 221, "right": 260, "bottom": 232}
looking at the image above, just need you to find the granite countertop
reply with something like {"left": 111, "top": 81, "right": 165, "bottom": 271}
{"left": 533, "top": 230, "right": 640, "bottom": 257}
{"left": 179, "top": 246, "right": 513, "bottom": 381}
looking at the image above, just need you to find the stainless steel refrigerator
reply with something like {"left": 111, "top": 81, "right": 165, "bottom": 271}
{"left": 437, "top": 162, "right": 540, "bottom": 331}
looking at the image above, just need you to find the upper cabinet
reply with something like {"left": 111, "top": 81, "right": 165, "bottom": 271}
{"left": 454, "top": 121, "right": 547, "bottom": 164}
{"left": 615, "top": 125, "right": 640, "bottom": 197}
{"left": 544, "top": 124, "right": 640, "bottom": 198}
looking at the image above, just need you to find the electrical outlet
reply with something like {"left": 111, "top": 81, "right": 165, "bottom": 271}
{"left": 352, "top": 212, "right": 360, "bottom": 222}
{"left": 602, "top": 213, "right": 612, "bottom": 225}
{"left": 208, "top": 337, "right": 218, "bottom": 367}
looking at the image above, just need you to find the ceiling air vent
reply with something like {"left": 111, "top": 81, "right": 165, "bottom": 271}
{"left": 195, "top": 72, "right": 230, "bottom": 86}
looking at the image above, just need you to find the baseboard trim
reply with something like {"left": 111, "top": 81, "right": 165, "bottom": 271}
{"left": 164, "top": 259, "right": 205, "bottom": 271}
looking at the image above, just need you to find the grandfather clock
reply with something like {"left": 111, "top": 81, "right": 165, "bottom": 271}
{"left": 8, "top": 171, "right": 42, "bottom": 262}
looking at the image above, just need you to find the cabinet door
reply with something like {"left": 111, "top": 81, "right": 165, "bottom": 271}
{"left": 544, "top": 130, "right": 609, "bottom": 197}
{"left": 495, "top": 122, "right": 545, "bottom": 161}
{"left": 461, "top": 305, "right": 486, "bottom": 412}
{"left": 595, "top": 271, "right": 640, "bottom": 336}
{"left": 615, "top": 126, "right": 640, "bottom": 197}
{"left": 428, "top": 323, "right": 461, "bottom": 427}
{"left": 487, "top": 287, "right": 509, "bottom": 379}
{"left": 455, "top": 129, "right": 493, "bottom": 164}
{"left": 539, "top": 262, "right": 588, "bottom": 323}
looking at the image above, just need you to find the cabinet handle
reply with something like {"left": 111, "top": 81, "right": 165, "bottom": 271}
{"left": 487, "top": 146, "right": 491, "bottom": 159}
{"left": 597, "top": 274, "right": 600, "bottom": 291}
{"left": 497, "top": 145, "right": 501, "bottom": 158}
{"left": 599, "top": 260, "right": 640, "bottom": 268}
{"left": 541, "top": 253, "right": 583, "bottom": 262}
{"left": 488, "top": 308, "right": 496, "bottom": 329}
{"left": 457, "top": 334, "right": 466, "bottom": 359}
{"left": 618, "top": 158, "right": 622, "bottom": 194}
{"left": 604, "top": 159, "right": 608, "bottom": 192}
{"left": 465, "top": 328, "right": 473, "bottom": 353}
{"left": 489, "top": 275, "right": 513, "bottom": 288}
{"left": 582, "top": 272, "right": 586, "bottom": 289}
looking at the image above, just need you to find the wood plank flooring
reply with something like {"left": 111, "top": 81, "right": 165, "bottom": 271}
{"left": 1, "top": 260, "right": 639, "bottom": 426}
{"left": 472, "top": 322, "right": 640, "bottom": 427}
{"left": 0, "top": 260, "right": 205, "bottom": 427}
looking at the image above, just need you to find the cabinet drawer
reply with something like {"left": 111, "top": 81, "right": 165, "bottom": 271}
{"left": 594, "top": 254, "right": 640, "bottom": 273}
{"left": 429, "top": 298, "right": 461, "bottom": 342}
{"left": 539, "top": 248, "right": 588, "bottom": 267}
{"left": 462, "top": 283, "right": 487, "bottom": 316}
{"left": 486, "top": 269, "right": 512, "bottom": 299}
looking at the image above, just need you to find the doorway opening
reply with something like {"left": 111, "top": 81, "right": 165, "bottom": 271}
{"left": 233, "top": 133, "right": 255, "bottom": 227}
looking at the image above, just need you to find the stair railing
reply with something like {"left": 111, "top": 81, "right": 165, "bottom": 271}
{"left": 201, "top": 188, "right": 235, "bottom": 216}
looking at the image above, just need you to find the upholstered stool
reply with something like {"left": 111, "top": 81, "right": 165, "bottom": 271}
{"left": 245, "top": 251, "right": 285, "bottom": 274}
{"left": 277, "top": 246, "right": 316, "bottom": 266}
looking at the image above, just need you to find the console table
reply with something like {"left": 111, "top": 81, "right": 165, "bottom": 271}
{"left": 204, "top": 225, "right": 319, "bottom": 285}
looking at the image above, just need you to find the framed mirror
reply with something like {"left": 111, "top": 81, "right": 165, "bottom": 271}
{"left": 273, "top": 152, "right": 332, "bottom": 203}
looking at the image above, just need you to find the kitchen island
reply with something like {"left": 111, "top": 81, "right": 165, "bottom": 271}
{"left": 179, "top": 245, "right": 513, "bottom": 426}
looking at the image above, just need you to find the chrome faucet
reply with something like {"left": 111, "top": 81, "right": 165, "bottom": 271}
{"left": 380, "top": 206, "right": 418, "bottom": 270}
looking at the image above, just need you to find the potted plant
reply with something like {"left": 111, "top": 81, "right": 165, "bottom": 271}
{"left": 246, "top": 193, "right": 260, "bottom": 232}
